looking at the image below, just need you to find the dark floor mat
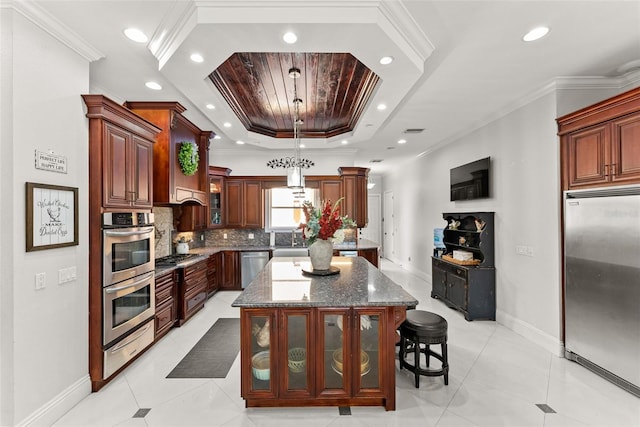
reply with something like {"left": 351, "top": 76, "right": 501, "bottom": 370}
{"left": 166, "top": 318, "right": 240, "bottom": 379}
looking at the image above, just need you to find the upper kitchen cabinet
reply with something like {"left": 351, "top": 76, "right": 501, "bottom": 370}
{"left": 209, "top": 166, "right": 231, "bottom": 228}
{"left": 558, "top": 87, "right": 640, "bottom": 190}
{"left": 123, "top": 101, "right": 213, "bottom": 205}
{"left": 82, "top": 95, "right": 160, "bottom": 210}
{"left": 319, "top": 179, "right": 343, "bottom": 206}
{"left": 339, "top": 167, "right": 369, "bottom": 228}
{"left": 225, "top": 179, "right": 263, "bottom": 228}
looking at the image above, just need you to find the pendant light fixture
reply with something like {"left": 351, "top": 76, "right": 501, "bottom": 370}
{"left": 266, "top": 65, "right": 314, "bottom": 189}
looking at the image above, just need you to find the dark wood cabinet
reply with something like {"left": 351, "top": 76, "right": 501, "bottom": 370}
{"left": 174, "top": 167, "right": 231, "bottom": 232}
{"left": 102, "top": 120, "right": 154, "bottom": 209}
{"left": 339, "top": 167, "right": 369, "bottom": 227}
{"left": 123, "top": 101, "right": 213, "bottom": 205}
{"left": 220, "top": 250, "right": 241, "bottom": 290}
{"left": 319, "top": 179, "right": 342, "bottom": 205}
{"left": 207, "top": 252, "right": 220, "bottom": 297}
{"left": 82, "top": 94, "right": 161, "bottom": 391}
{"left": 178, "top": 259, "right": 208, "bottom": 325}
{"left": 431, "top": 212, "right": 495, "bottom": 321}
{"left": 155, "top": 270, "right": 177, "bottom": 340}
{"left": 173, "top": 203, "right": 208, "bottom": 232}
{"left": 358, "top": 248, "right": 379, "bottom": 268}
{"left": 225, "top": 179, "right": 263, "bottom": 228}
{"left": 240, "top": 305, "right": 402, "bottom": 410}
{"left": 208, "top": 166, "right": 231, "bottom": 228}
{"left": 558, "top": 87, "right": 640, "bottom": 190}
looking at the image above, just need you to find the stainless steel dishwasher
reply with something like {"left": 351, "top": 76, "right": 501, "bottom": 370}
{"left": 240, "top": 251, "right": 270, "bottom": 288}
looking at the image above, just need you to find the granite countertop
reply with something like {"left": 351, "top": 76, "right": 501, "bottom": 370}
{"left": 188, "top": 238, "right": 380, "bottom": 255}
{"left": 231, "top": 256, "right": 418, "bottom": 308}
{"left": 155, "top": 239, "right": 381, "bottom": 276}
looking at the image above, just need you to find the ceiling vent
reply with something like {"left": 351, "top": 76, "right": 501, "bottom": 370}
{"left": 403, "top": 128, "right": 425, "bottom": 134}
{"left": 369, "top": 159, "right": 383, "bottom": 163}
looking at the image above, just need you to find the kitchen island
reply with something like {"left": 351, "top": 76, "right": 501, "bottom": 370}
{"left": 232, "top": 256, "right": 418, "bottom": 411}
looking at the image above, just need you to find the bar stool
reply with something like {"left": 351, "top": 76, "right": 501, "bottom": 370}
{"left": 398, "top": 310, "right": 449, "bottom": 388}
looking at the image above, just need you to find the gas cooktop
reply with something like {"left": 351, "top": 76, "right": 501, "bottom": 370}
{"left": 155, "top": 253, "right": 200, "bottom": 267}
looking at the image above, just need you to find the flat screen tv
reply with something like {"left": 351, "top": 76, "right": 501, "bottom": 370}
{"left": 450, "top": 157, "right": 490, "bottom": 201}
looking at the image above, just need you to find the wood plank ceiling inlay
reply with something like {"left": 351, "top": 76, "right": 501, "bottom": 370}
{"left": 209, "top": 52, "right": 380, "bottom": 139}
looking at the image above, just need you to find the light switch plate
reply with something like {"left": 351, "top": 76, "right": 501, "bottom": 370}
{"left": 35, "top": 273, "right": 46, "bottom": 290}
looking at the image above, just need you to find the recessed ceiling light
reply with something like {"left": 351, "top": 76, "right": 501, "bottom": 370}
{"left": 397, "top": 139, "right": 407, "bottom": 144}
{"left": 206, "top": 104, "right": 215, "bottom": 110}
{"left": 299, "top": 144, "right": 305, "bottom": 148}
{"left": 213, "top": 135, "right": 221, "bottom": 140}
{"left": 236, "top": 140, "right": 245, "bottom": 145}
{"left": 190, "top": 53, "right": 204, "bottom": 63}
{"left": 223, "top": 122, "right": 231, "bottom": 128}
{"left": 283, "top": 32, "right": 298, "bottom": 44}
{"left": 377, "top": 104, "right": 387, "bottom": 111}
{"left": 379, "top": 56, "right": 393, "bottom": 65}
{"left": 145, "top": 81, "right": 162, "bottom": 90}
{"left": 124, "top": 28, "right": 148, "bottom": 43}
{"left": 341, "top": 140, "right": 348, "bottom": 145}
{"left": 522, "top": 26, "right": 549, "bottom": 42}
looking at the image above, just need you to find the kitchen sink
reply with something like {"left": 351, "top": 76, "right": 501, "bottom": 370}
{"left": 272, "top": 247, "right": 309, "bottom": 257}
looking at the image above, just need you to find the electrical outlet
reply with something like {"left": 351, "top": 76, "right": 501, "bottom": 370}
{"left": 35, "top": 273, "right": 46, "bottom": 290}
{"left": 223, "top": 233, "right": 228, "bottom": 239}
{"left": 248, "top": 233, "right": 254, "bottom": 239}
{"left": 526, "top": 246, "right": 534, "bottom": 257}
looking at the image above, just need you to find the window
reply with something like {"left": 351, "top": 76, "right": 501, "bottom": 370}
{"left": 265, "top": 187, "right": 319, "bottom": 232}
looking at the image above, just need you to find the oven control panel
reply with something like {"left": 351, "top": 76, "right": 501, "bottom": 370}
{"left": 103, "top": 212, "right": 154, "bottom": 227}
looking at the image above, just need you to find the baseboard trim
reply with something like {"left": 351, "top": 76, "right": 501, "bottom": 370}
{"left": 16, "top": 374, "right": 91, "bottom": 427}
{"left": 497, "top": 310, "right": 563, "bottom": 357}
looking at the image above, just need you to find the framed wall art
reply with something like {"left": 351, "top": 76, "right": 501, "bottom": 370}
{"left": 26, "top": 182, "right": 78, "bottom": 251}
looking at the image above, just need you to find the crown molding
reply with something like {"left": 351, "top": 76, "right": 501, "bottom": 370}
{"left": 416, "top": 71, "right": 640, "bottom": 160}
{"left": 149, "top": 1, "right": 198, "bottom": 70}
{"left": 150, "top": 0, "right": 433, "bottom": 71}
{"left": 5, "top": 0, "right": 103, "bottom": 62}
{"left": 377, "top": 0, "right": 435, "bottom": 69}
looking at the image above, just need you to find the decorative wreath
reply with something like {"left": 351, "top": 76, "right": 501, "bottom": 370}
{"left": 178, "top": 141, "right": 199, "bottom": 176}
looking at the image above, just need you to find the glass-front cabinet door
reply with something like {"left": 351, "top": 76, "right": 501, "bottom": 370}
{"left": 281, "top": 309, "right": 313, "bottom": 398}
{"left": 242, "top": 309, "right": 276, "bottom": 399}
{"left": 317, "top": 309, "right": 351, "bottom": 398}
{"left": 354, "top": 308, "right": 385, "bottom": 396}
{"left": 209, "top": 175, "right": 223, "bottom": 227}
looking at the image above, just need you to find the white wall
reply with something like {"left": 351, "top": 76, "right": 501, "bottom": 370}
{"left": 210, "top": 148, "right": 357, "bottom": 176}
{"left": 1, "top": 10, "right": 90, "bottom": 426}
{"left": 383, "top": 92, "right": 563, "bottom": 353}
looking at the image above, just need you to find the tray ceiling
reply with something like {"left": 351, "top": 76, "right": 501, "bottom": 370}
{"left": 210, "top": 52, "right": 379, "bottom": 140}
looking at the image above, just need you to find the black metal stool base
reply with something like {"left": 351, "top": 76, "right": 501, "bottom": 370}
{"left": 398, "top": 311, "right": 449, "bottom": 388}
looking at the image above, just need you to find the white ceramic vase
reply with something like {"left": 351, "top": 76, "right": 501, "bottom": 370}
{"left": 309, "top": 239, "right": 333, "bottom": 271}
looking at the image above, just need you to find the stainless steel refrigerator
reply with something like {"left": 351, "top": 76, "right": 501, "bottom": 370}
{"left": 564, "top": 186, "right": 640, "bottom": 397}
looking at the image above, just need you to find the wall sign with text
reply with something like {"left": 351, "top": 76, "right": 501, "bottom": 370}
{"left": 26, "top": 182, "right": 78, "bottom": 251}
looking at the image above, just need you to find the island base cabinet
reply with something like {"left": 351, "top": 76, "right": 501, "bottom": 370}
{"left": 239, "top": 306, "right": 403, "bottom": 410}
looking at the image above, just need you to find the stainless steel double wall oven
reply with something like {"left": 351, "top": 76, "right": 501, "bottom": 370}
{"left": 102, "top": 212, "right": 155, "bottom": 378}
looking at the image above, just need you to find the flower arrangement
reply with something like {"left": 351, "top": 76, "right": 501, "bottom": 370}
{"left": 298, "top": 198, "right": 355, "bottom": 245}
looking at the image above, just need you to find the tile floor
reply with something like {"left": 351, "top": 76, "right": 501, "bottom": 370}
{"left": 53, "top": 260, "right": 640, "bottom": 427}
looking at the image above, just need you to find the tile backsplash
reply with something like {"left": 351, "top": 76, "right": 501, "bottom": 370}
{"left": 153, "top": 206, "right": 357, "bottom": 256}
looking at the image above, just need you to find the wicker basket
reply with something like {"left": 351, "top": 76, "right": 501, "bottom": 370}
{"left": 288, "top": 347, "right": 307, "bottom": 373}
